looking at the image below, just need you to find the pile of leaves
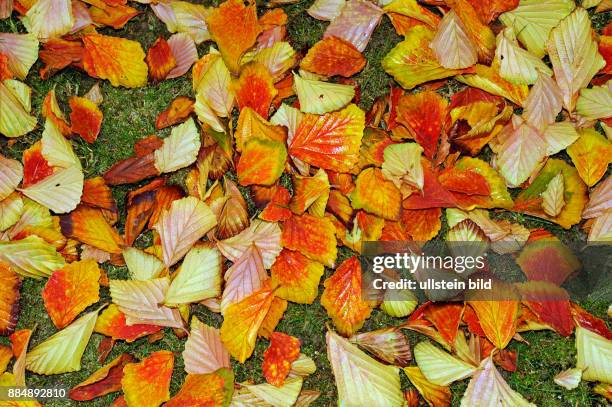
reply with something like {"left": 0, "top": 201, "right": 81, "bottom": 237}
{"left": 0, "top": 0, "right": 611, "bottom": 405}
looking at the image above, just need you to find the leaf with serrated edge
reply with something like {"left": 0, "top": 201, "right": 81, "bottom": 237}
{"left": 430, "top": 10, "right": 477, "bottom": 69}
{"left": 183, "top": 317, "right": 230, "bottom": 374}
{"left": 541, "top": 173, "right": 565, "bottom": 217}
{"left": 217, "top": 220, "right": 281, "bottom": 269}
{"left": 495, "top": 28, "right": 551, "bottom": 85}
{"left": 154, "top": 118, "right": 201, "bottom": 174}
{"left": 0, "top": 235, "right": 65, "bottom": 279}
{"left": 414, "top": 341, "right": 477, "bottom": 386}
{"left": 576, "top": 326, "right": 612, "bottom": 383}
{"left": 122, "top": 247, "right": 164, "bottom": 281}
{"left": 293, "top": 72, "right": 355, "bottom": 115}
{"left": 165, "top": 245, "right": 221, "bottom": 306}
{"left": 576, "top": 81, "right": 612, "bottom": 120}
{"left": 220, "top": 244, "right": 267, "bottom": 314}
{"left": 0, "top": 154, "right": 23, "bottom": 201}
{"left": 20, "top": 166, "right": 84, "bottom": 214}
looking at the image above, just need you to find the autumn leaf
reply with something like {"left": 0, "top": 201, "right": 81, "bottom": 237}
{"left": 262, "top": 332, "right": 301, "bottom": 386}
{"left": 121, "top": 351, "right": 174, "bottom": 407}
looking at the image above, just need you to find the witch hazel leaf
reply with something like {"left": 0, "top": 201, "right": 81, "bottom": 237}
{"left": 220, "top": 244, "right": 267, "bottom": 314}
{"left": 146, "top": 37, "right": 176, "bottom": 82}
{"left": 258, "top": 297, "right": 288, "bottom": 340}
{"left": 0, "top": 264, "right": 20, "bottom": 336}
{"left": 327, "top": 330, "right": 404, "bottom": 406}
{"left": 582, "top": 175, "right": 611, "bottom": 219}
{"left": 270, "top": 249, "right": 324, "bottom": 304}
{"left": 461, "top": 357, "right": 535, "bottom": 407}
{"left": 567, "top": 128, "right": 612, "bottom": 187}
{"left": 349, "top": 328, "right": 412, "bottom": 367}
{"left": 383, "top": 25, "right": 466, "bottom": 90}
{"left": 237, "top": 136, "right": 287, "bottom": 187}
{"left": 193, "top": 54, "right": 233, "bottom": 118}
{"left": 495, "top": 28, "right": 552, "bottom": 85}
{"left": 430, "top": 10, "right": 477, "bottom": 69}
{"left": 321, "top": 257, "right": 372, "bottom": 336}
{"left": 414, "top": 341, "right": 477, "bottom": 386}
{"left": 0, "top": 79, "right": 37, "bottom": 138}
{"left": 349, "top": 167, "right": 401, "bottom": 221}
{"left": 523, "top": 71, "right": 563, "bottom": 129}
{"left": 183, "top": 317, "right": 230, "bottom": 374}
{"left": 307, "top": 0, "right": 345, "bottom": 21}
{"left": 324, "top": 0, "right": 383, "bottom": 52}
{"left": 218, "top": 220, "right": 282, "bottom": 269}
{"left": 553, "top": 367, "right": 583, "bottom": 390}
{"left": 19, "top": 166, "right": 83, "bottom": 215}
{"left": 576, "top": 81, "right": 612, "bottom": 120}
{"left": 154, "top": 118, "right": 201, "bottom": 174}
{"left": 109, "top": 278, "right": 183, "bottom": 328}
{"left": 42, "top": 260, "right": 100, "bottom": 329}
{"left": 0, "top": 33, "right": 38, "bottom": 80}
{"left": 237, "top": 377, "right": 303, "bottom": 407}
{"left": 263, "top": 332, "right": 301, "bottom": 386}
{"left": 456, "top": 63, "right": 529, "bottom": 106}
{"left": 168, "top": 1, "right": 211, "bottom": 44}
{"left": 301, "top": 36, "right": 365, "bottom": 77}
{"left": 0, "top": 235, "right": 65, "bottom": 279}
{"left": 69, "top": 96, "right": 103, "bottom": 144}
{"left": 11, "top": 328, "right": 32, "bottom": 387}
{"left": 381, "top": 143, "right": 424, "bottom": 196}
{"left": 576, "top": 326, "right": 612, "bottom": 383}
{"left": 94, "top": 304, "right": 162, "bottom": 343}
{"left": 122, "top": 247, "right": 164, "bottom": 281}
{"left": 289, "top": 354, "right": 317, "bottom": 378}
{"left": 541, "top": 173, "right": 565, "bottom": 217}
{"left": 26, "top": 309, "right": 99, "bottom": 375}
{"left": 289, "top": 104, "right": 365, "bottom": 173}
{"left": 499, "top": 0, "right": 575, "bottom": 58}
{"left": 121, "top": 351, "right": 174, "bottom": 407}
{"left": 166, "top": 370, "right": 234, "bottom": 407}
{"left": 282, "top": 214, "right": 337, "bottom": 267}
{"left": 404, "top": 366, "right": 451, "bottom": 407}
{"left": 246, "top": 42, "right": 296, "bottom": 82}
{"left": 60, "top": 205, "right": 123, "bottom": 254}
{"left": 69, "top": 353, "right": 135, "bottom": 401}
{"left": 547, "top": 7, "right": 606, "bottom": 112}
{"left": 166, "top": 33, "right": 197, "bottom": 79}
{"left": 154, "top": 196, "right": 217, "bottom": 267}
{"left": 165, "top": 245, "right": 221, "bottom": 306}
{"left": 0, "top": 154, "right": 22, "bottom": 201}
{"left": 22, "top": 0, "right": 73, "bottom": 40}
{"left": 293, "top": 72, "right": 355, "bottom": 115}
{"left": 289, "top": 168, "right": 330, "bottom": 217}
{"left": 220, "top": 281, "right": 274, "bottom": 363}
{"left": 41, "top": 118, "right": 80, "bottom": 169}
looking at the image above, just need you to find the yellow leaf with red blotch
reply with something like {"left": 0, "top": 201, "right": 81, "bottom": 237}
{"left": 94, "top": 304, "right": 162, "bottom": 342}
{"left": 349, "top": 168, "right": 401, "bottom": 221}
{"left": 22, "top": 0, "right": 73, "bottom": 40}
{"left": 0, "top": 79, "right": 37, "bottom": 138}
{"left": 60, "top": 205, "right": 124, "bottom": 254}
{"left": 514, "top": 159, "right": 587, "bottom": 229}
{"left": 82, "top": 34, "right": 148, "bottom": 88}
{"left": 404, "top": 366, "right": 451, "bottom": 407}
{"left": 263, "top": 332, "right": 301, "bottom": 386}
{"left": 395, "top": 91, "right": 447, "bottom": 159}
{"left": 156, "top": 96, "right": 194, "bottom": 130}
{"left": 20, "top": 143, "right": 53, "bottom": 188}
{"left": 289, "top": 104, "right": 365, "bottom": 173}
{"left": 567, "top": 128, "right": 612, "bottom": 187}
{"left": 69, "top": 96, "right": 103, "bottom": 144}
{"left": 237, "top": 136, "right": 287, "bottom": 187}
{"left": 467, "top": 282, "right": 520, "bottom": 349}
{"left": 89, "top": 3, "right": 140, "bottom": 30}
{"left": 26, "top": 309, "right": 99, "bottom": 375}
{"left": 301, "top": 36, "right": 365, "bottom": 77}
{"left": 42, "top": 260, "right": 100, "bottom": 329}
{"left": 146, "top": 37, "right": 176, "bottom": 82}
{"left": 402, "top": 208, "right": 442, "bottom": 241}
{"left": 453, "top": 157, "right": 513, "bottom": 210}
{"left": 282, "top": 213, "right": 337, "bottom": 267}
{"left": 166, "top": 370, "right": 234, "bottom": 407}
{"left": 153, "top": 196, "right": 217, "bottom": 267}
{"left": 206, "top": 0, "right": 261, "bottom": 74}
{"left": 121, "top": 351, "right": 174, "bottom": 407}
{"left": 0, "top": 264, "right": 20, "bottom": 336}
{"left": 69, "top": 353, "right": 135, "bottom": 401}
{"left": 290, "top": 169, "right": 329, "bottom": 217}
{"left": 258, "top": 297, "right": 288, "bottom": 339}
{"left": 271, "top": 249, "right": 324, "bottom": 304}
{"left": 457, "top": 63, "right": 529, "bottom": 106}
{"left": 382, "top": 25, "right": 467, "bottom": 90}
{"left": 232, "top": 62, "right": 277, "bottom": 119}
{"left": 220, "top": 281, "right": 275, "bottom": 363}
{"left": 321, "top": 257, "right": 373, "bottom": 336}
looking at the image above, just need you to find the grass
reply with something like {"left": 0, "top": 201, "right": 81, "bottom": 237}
{"left": 1, "top": 1, "right": 611, "bottom": 406}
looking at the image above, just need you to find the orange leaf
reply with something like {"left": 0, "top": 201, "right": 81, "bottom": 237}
{"left": 69, "top": 96, "right": 103, "bottom": 143}
{"left": 599, "top": 36, "right": 612, "bottom": 74}
{"left": 220, "top": 281, "right": 275, "bottom": 362}
{"left": 401, "top": 208, "right": 442, "bottom": 241}
{"left": 103, "top": 153, "right": 159, "bottom": 185}
{"left": 396, "top": 91, "right": 447, "bottom": 159}
{"left": 262, "top": 332, "right": 301, "bottom": 386}
{"left": 258, "top": 297, "right": 288, "bottom": 339}
{"left": 89, "top": 3, "right": 140, "bottom": 30}
{"left": 404, "top": 366, "right": 451, "bottom": 407}
{"left": 166, "top": 370, "right": 234, "bottom": 407}
{"left": 237, "top": 136, "right": 287, "bottom": 186}
{"left": 290, "top": 104, "right": 365, "bottom": 173}
{"left": 321, "top": 256, "right": 373, "bottom": 336}
{"left": 515, "top": 238, "right": 580, "bottom": 286}
{"left": 59, "top": 205, "right": 124, "bottom": 254}
{"left": 41, "top": 90, "right": 71, "bottom": 136}
{"left": 349, "top": 167, "right": 401, "bottom": 221}
{"left": 450, "top": 0, "right": 496, "bottom": 63}
{"left": 146, "top": 37, "right": 176, "bottom": 82}
{"left": 467, "top": 0, "right": 519, "bottom": 24}
{"left": 83, "top": 33, "right": 148, "bottom": 88}
{"left": 42, "top": 259, "right": 101, "bottom": 329}
{"left": 82, "top": 177, "right": 118, "bottom": 214}
{"left": 260, "top": 186, "right": 292, "bottom": 222}
{"left": 206, "top": 0, "right": 262, "bottom": 74}
{"left": 155, "top": 96, "right": 194, "bottom": 130}
{"left": 124, "top": 186, "right": 156, "bottom": 246}
{"left": 232, "top": 62, "right": 277, "bottom": 119}
{"left": 0, "top": 263, "right": 20, "bottom": 336}
{"left": 517, "top": 281, "right": 574, "bottom": 337}
{"left": 121, "top": 351, "right": 174, "bottom": 407}
{"left": 39, "top": 38, "right": 84, "bottom": 79}
{"left": 10, "top": 329, "right": 31, "bottom": 358}
{"left": 402, "top": 164, "right": 457, "bottom": 209}
{"left": 94, "top": 304, "right": 162, "bottom": 343}
{"left": 69, "top": 353, "right": 135, "bottom": 401}
{"left": 438, "top": 167, "right": 490, "bottom": 196}
{"left": 301, "top": 36, "right": 366, "bottom": 77}
{"left": 270, "top": 249, "right": 324, "bottom": 304}
{"left": 281, "top": 213, "right": 337, "bottom": 267}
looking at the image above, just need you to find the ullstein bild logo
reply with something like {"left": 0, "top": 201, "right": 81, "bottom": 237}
{"left": 360, "top": 240, "right": 612, "bottom": 303}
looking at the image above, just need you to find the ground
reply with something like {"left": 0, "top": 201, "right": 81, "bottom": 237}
{"left": 0, "top": 1, "right": 610, "bottom": 406}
